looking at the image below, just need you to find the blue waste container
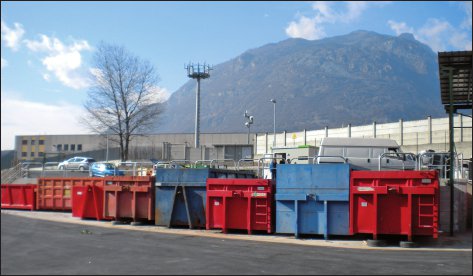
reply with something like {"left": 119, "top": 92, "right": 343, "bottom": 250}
{"left": 155, "top": 168, "right": 254, "bottom": 228}
{"left": 275, "top": 163, "right": 350, "bottom": 239}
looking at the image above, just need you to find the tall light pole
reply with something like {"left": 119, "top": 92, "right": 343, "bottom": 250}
{"left": 185, "top": 63, "right": 212, "bottom": 148}
{"left": 244, "top": 110, "right": 254, "bottom": 145}
{"left": 270, "top": 99, "right": 276, "bottom": 148}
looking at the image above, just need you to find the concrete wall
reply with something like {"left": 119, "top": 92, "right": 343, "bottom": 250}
{"left": 439, "top": 179, "right": 471, "bottom": 233}
{"left": 11, "top": 114, "right": 472, "bottom": 164}
{"left": 256, "top": 115, "right": 472, "bottom": 158}
{"left": 14, "top": 133, "right": 252, "bottom": 163}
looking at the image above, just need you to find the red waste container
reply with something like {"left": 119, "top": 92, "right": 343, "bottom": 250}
{"left": 37, "top": 178, "right": 104, "bottom": 211}
{"left": 72, "top": 183, "right": 111, "bottom": 220}
{"left": 1, "top": 184, "right": 37, "bottom": 211}
{"left": 349, "top": 170, "right": 439, "bottom": 241}
{"left": 103, "top": 176, "right": 154, "bottom": 223}
{"left": 206, "top": 178, "right": 273, "bottom": 234}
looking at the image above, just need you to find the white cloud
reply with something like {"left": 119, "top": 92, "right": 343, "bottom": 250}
{"left": 286, "top": 16, "right": 323, "bottom": 40}
{"left": 388, "top": 20, "right": 414, "bottom": 35}
{"left": 23, "top": 34, "right": 54, "bottom": 52}
{"left": 146, "top": 85, "right": 171, "bottom": 103}
{"left": 1, "top": 21, "right": 25, "bottom": 51}
{"left": 286, "top": 1, "right": 370, "bottom": 40}
{"left": 449, "top": 32, "right": 472, "bottom": 50}
{"left": 1, "top": 57, "right": 7, "bottom": 68}
{"left": 461, "top": 1, "right": 472, "bottom": 29}
{"left": 388, "top": 18, "right": 472, "bottom": 52}
{"left": 1, "top": 93, "right": 91, "bottom": 150}
{"left": 344, "top": 2, "right": 368, "bottom": 22}
{"left": 24, "top": 34, "right": 92, "bottom": 89}
{"left": 90, "top": 68, "right": 171, "bottom": 104}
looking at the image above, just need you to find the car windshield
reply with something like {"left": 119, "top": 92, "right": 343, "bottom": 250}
{"left": 87, "top": 159, "right": 96, "bottom": 163}
{"left": 104, "top": 164, "right": 115, "bottom": 169}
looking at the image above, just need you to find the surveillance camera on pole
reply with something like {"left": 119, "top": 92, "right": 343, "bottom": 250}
{"left": 244, "top": 110, "right": 254, "bottom": 145}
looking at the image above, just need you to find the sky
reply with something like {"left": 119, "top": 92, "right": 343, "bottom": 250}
{"left": 1, "top": 1, "right": 472, "bottom": 150}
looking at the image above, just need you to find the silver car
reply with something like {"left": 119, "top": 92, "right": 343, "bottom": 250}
{"left": 57, "top": 157, "right": 96, "bottom": 171}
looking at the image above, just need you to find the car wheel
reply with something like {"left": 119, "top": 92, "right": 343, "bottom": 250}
{"left": 366, "top": 239, "right": 387, "bottom": 247}
{"left": 400, "top": 241, "right": 418, "bottom": 248}
{"left": 79, "top": 166, "right": 85, "bottom": 172}
{"left": 59, "top": 165, "right": 64, "bottom": 170}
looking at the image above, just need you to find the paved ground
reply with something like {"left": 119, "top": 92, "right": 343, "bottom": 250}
{"left": 1, "top": 210, "right": 471, "bottom": 275}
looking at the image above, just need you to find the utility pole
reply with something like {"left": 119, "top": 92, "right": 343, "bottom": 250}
{"left": 270, "top": 99, "right": 276, "bottom": 148}
{"left": 186, "top": 63, "right": 212, "bottom": 148}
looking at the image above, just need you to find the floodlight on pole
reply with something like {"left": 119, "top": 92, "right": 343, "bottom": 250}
{"left": 270, "top": 99, "right": 276, "bottom": 148}
{"left": 185, "top": 62, "right": 212, "bottom": 148}
{"left": 244, "top": 110, "right": 254, "bottom": 145}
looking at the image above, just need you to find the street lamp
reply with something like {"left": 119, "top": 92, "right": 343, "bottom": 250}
{"left": 244, "top": 110, "right": 254, "bottom": 144}
{"left": 270, "top": 99, "right": 276, "bottom": 148}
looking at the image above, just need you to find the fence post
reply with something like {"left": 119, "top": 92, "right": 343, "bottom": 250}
{"left": 283, "top": 130, "right": 287, "bottom": 146}
{"left": 254, "top": 133, "right": 258, "bottom": 156}
{"left": 303, "top": 129, "right": 307, "bottom": 145}
{"left": 265, "top": 132, "right": 268, "bottom": 153}
{"left": 427, "top": 116, "right": 432, "bottom": 145}
{"left": 399, "top": 118, "right": 404, "bottom": 146}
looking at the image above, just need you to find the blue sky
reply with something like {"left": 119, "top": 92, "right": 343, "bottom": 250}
{"left": 1, "top": 1, "right": 472, "bottom": 150}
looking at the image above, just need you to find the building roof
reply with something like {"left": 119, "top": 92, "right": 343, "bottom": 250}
{"left": 438, "top": 51, "right": 472, "bottom": 112}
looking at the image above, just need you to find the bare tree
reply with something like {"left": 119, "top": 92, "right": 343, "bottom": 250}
{"left": 82, "top": 42, "right": 164, "bottom": 161}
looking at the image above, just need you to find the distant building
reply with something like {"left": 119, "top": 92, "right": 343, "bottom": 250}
{"left": 12, "top": 133, "right": 255, "bottom": 165}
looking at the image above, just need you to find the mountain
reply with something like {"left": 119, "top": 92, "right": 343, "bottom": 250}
{"left": 155, "top": 30, "right": 445, "bottom": 134}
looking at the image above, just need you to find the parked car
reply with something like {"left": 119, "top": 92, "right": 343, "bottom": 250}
{"left": 89, "top": 162, "right": 124, "bottom": 177}
{"left": 57, "top": 157, "right": 96, "bottom": 171}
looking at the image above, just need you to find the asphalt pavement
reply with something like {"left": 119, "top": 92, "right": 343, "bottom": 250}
{"left": 1, "top": 211, "right": 471, "bottom": 275}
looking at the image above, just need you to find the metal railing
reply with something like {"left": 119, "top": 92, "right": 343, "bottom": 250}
{"left": 314, "top": 155, "right": 347, "bottom": 164}
{"left": 169, "top": 160, "right": 192, "bottom": 167}
{"left": 194, "top": 160, "right": 212, "bottom": 167}
{"left": 257, "top": 156, "right": 279, "bottom": 178}
{"left": 236, "top": 158, "right": 260, "bottom": 171}
{"left": 417, "top": 151, "right": 469, "bottom": 179}
{"left": 117, "top": 161, "right": 155, "bottom": 176}
{"left": 0, "top": 163, "right": 23, "bottom": 184}
{"left": 210, "top": 159, "right": 236, "bottom": 169}
{"left": 291, "top": 156, "right": 316, "bottom": 164}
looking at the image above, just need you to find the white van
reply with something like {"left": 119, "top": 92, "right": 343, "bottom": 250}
{"left": 317, "top": 137, "right": 416, "bottom": 171}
